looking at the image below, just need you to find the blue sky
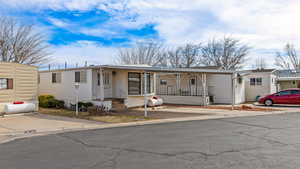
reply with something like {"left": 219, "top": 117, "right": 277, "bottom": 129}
{"left": 0, "top": 0, "right": 299, "bottom": 68}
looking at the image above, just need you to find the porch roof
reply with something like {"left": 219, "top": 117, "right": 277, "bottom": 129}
{"left": 92, "top": 65, "right": 235, "bottom": 74}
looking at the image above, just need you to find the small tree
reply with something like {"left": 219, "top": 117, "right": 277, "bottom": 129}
{"left": 116, "top": 40, "right": 166, "bottom": 66}
{"left": 200, "top": 37, "right": 250, "bottom": 70}
{"left": 0, "top": 17, "right": 49, "bottom": 65}
{"left": 275, "top": 43, "right": 300, "bottom": 70}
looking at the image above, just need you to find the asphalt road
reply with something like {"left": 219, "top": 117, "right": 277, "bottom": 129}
{"left": 2, "top": 113, "right": 300, "bottom": 169}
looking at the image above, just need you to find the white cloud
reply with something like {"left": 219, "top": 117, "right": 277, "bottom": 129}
{"left": 3, "top": 0, "right": 300, "bottom": 66}
{"left": 48, "top": 17, "right": 70, "bottom": 28}
{"left": 49, "top": 41, "right": 117, "bottom": 66}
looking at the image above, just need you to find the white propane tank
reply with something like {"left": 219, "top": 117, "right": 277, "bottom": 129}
{"left": 4, "top": 103, "right": 36, "bottom": 114}
{"left": 148, "top": 97, "right": 163, "bottom": 107}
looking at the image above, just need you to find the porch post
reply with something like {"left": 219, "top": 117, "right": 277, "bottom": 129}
{"left": 99, "top": 68, "right": 104, "bottom": 101}
{"left": 144, "top": 72, "right": 148, "bottom": 117}
{"left": 231, "top": 73, "right": 235, "bottom": 110}
{"left": 176, "top": 73, "right": 181, "bottom": 95}
{"left": 202, "top": 73, "right": 207, "bottom": 106}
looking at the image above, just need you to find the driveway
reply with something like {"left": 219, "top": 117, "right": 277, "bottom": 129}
{"left": 2, "top": 112, "right": 300, "bottom": 169}
{"left": 0, "top": 113, "right": 105, "bottom": 143}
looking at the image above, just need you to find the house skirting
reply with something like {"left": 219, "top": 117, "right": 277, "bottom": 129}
{"left": 158, "top": 95, "right": 210, "bottom": 106}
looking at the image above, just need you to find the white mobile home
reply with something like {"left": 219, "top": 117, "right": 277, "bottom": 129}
{"left": 243, "top": 69, "right": 277, "bottom": 101}
{"left": 39, "top": 65, "right": 245, "bottom": 110}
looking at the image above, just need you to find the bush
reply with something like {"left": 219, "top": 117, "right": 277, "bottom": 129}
{"left": 39, "top": 95, "right": 64, "bottom": 108}
{"left": 39, "top": 95, "right": 55, "bottom": 108}
{"left": 78, "top": 102, "right": 94, "bottom": 112}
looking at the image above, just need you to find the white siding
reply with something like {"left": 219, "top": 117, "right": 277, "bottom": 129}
{"left": 92, "top": 70, "right": 112, "bottom": 99}
{"left": 39, "top": 69, "right": 93, "bottom": 106}
{"left": 159, "top": 95, "right": 209, "bottom": 105}
{"left": 207, "top": 74, "right": 233, "bottom": 104}
{"left": 245, "top": 72, "right": 275, "bottom": 101}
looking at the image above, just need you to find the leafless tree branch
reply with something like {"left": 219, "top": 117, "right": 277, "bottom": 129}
{"left": 0, "top": 16, "right": 50, "bottom": 65}
{"left": 116, "top": 40, "right": 166, "bottom": 66}
{"left": 200, "top": 36, "right": 250, "bottom": 70}
{"left": 275, "top": 43, "right": 300, "bottom": 70}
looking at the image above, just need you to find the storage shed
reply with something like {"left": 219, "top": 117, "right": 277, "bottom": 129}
{"left": 0, "top": 62, "right": 38, "bottom": 113}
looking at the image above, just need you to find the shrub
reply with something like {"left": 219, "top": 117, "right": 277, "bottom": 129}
{"left": 39, "top": 95, "right": 55, "bottom": 108}
{"left": 78, "top": 102, "right": 94, "bottom": 112}
{"left": 38, "top": 95, "right": 64, "bottom": 108}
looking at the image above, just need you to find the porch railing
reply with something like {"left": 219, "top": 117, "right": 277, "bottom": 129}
{"left": 156, "top": 86, "right": 204, "bottom": 96}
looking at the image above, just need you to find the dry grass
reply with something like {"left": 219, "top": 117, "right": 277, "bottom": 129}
{"left": 39, "top": 108, "right": 152, "bottom": 123}
{"left": 163, "top": 104, "right": 280, "bottom": 111}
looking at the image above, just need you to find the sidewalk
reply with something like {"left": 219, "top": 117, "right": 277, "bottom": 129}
{"left": 0, "top": 107, "right": 299, "bottom": 144}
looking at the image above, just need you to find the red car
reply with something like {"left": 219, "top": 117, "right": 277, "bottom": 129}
{"left": 259, "top": 89, "right": 300, "bottom": 106}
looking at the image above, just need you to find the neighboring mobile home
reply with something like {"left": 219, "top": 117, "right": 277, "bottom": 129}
{"left": 243, "top": 69, "right": 277, "bottom": 101}
{"left": 0, "top": 62, "right": 38, "bottom": 113}
{"left": 275, "top": 70, "right": 300, "bottom": 90}
{"left": 39, "top": 65, "right": 245, "bottom": 110}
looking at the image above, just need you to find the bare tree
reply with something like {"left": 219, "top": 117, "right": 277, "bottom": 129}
{"left": 200, "top": 37, "right": 250, "bottom": 70}
{"left": 0, "top": 17, "right": 50, "bottom": 65}
{"left": 180, "top": 43, "right": 201, "bottom": 68}
{"left": 167, "top": 43, "right": 201, "bottom": 68}
{"left": 275, "top": 43, "right": 300, "bottom": 70}
{"left": 116, "top": 40, "right": 166, "bottom": 66}
{"left": 253, "top": 57, "right": 267, "bottom": 70}
{"left": 167, "top": 47, "right": 182, "bottom": 68}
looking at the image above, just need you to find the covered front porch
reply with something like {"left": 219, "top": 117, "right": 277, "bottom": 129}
{"left": 156, "top": 73, "right": 210, "bottom": 105}
{"left": 277, "top": 78, "right": 300, "bottom": 91}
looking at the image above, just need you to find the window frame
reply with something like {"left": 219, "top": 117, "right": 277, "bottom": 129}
{"left": 128, "top": 72, "right": 141, "bottom": 95}
{"left": 0, "top": 78, "right": 13, "bottom": 90}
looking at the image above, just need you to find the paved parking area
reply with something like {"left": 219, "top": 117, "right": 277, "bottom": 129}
{"left": 2, "top": 112, "right": 300, "bottom": 169}
{"left": 0, "top": 113, "right": 105, "bottom": 143}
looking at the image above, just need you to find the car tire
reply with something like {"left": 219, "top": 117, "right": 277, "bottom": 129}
{"left": 264, "top": 99, "right": 273, "bottom": 106}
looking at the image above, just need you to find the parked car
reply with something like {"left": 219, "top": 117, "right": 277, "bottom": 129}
{"left": 259, "top": 89, "right": 300, "bottom": 106}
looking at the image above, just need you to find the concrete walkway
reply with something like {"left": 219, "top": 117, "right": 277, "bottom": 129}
{"left": 0, "top": 106, "right": 299, "bottom": 144}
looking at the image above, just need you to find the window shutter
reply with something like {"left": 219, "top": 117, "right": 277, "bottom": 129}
{"left": 56, "top": 72, "right": 62, "bottom": 83}
{"left": 52, "top": 73, "right": 57, "bottom": 83}
{"left": 7, "top": 79, "right": 13, "bottom": 89}
{"left": 75, "top": 72, "right": 80, "bottom": 82}
{"left": 80, "top": 71, "right": 87, "bottom": 83}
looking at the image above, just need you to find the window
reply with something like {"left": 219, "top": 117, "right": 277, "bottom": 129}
{"left": 250, "top": 77, "right": 262, "bottom": 86}
{"left": 0, "top": 78, "right": 7, "bottom": 89}
{"left": 75, "top": 72, "right": 80, "bottom": 83}
{"left": 292, "top": 90, "right": 300, "bottom": 95}
{"left": 52, "top": 72, "right": 61, "bottom": 83}
{"left": 128, "top": 73, "right": 141, "bottom": 95}
{"left": 160, "top": 79, "right": 167, "bottom": 85}
{"left": 256, "top": 78, "right": 262, "bottom": 85}
{"left": 97, "top": 73, "right": 100, "bottom": 86}
{"left": 52, "top": 73, "right": 57, "bottom": 83}
{"left": 104, "top": 72, "right": 110, "bottom": 85}
{"left": 278, "top": 90, "right": 291, "bottom": 96}
{"left": 190, "top": 78, "right": 196, "bottom": 85}
{"left": 0, "top": 78, "right": 13, "bottom": 89}
{"left": 75, "top": 71, "right": 87, "bottom": 83}
{"left": 97, "top": 72, "right": 110, "bottom": 86}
